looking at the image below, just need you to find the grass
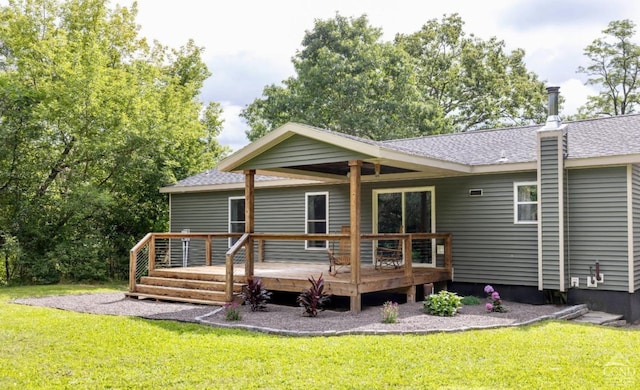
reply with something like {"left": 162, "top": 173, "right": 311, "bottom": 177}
{"left": 1, "top": 284, "right": 639, "bottom": 389}
{"left": 460, "top": 295, "right": 482, "bottom": 305}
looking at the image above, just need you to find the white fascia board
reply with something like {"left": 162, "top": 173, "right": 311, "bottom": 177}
{"left": 565, "top": 154, "right": 640, "bottom": 168}
{"left": 376, "top": 149, "right": 471, "bottom": 174}
{"left": 470, "top": 162, "right": 537, "bottom": 174}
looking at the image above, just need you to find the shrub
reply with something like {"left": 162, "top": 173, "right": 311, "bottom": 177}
{"left": 423, "top": 290, "right": 462, "bottom": 316}
{"left": 297, "top": 273, "right": 331, "bottom": 317}
{"left": 484, "top": 285, "right": 507, "bottom": 313}
{"left": 223, "top": 302, "right": 241, "bottom": 321}
{"left": 461, "top": 295, "right": 481, "bottom": 305}
{"left": 381, "top": 301, "right": 399, "bottom": 323}
{"left": 241, "top": 276, "right": 271, "bottom": 311}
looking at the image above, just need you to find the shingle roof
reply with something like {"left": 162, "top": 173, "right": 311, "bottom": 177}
{"left": 383, "top": 114, "right": 640, "bottom": 165}
{"left": 166, "top": 114, "right": 640, "bottom": 189}
{"left": 167, "top": 168, "right": 283, "bottom": 188}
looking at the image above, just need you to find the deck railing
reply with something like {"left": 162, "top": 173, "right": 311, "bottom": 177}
{"left": 130, "top": 231, "right": 452, "bottom": 298}
{"left": 129, "top": 232, "right": 242, "bottom": 293}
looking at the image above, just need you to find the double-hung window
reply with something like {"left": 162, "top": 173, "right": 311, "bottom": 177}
{"left": 228, "top": 196, "right": 245, "bottom": 246}
{"left": 514, "top": 182, "right": 537, "bottom": 224}
{"left": 305, "top": 192, "right": 328, "bottom": 249}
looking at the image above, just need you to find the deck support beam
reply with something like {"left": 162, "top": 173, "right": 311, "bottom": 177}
{"left": 349, "top": 160, "right": 362, "bottom": 312}
{"left": 244, "top": 169, "right": 255, "bottom": 278}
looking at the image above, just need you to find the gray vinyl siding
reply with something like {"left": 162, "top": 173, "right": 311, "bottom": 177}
{"left": 236, "top": 134, "right": 370, "bottom": 170}
{"left": 540, "top": 137, "right": 561, "bottom": 289}
{"left": 434, "top": 173, "right": 539, "bottom": 286}
{"left": 170, "top": 191, "right": 242, "bottom": 266}
{"left": 363, "top": 174, "right": 539, "bottom": 285}
{"left": 567, "top": 167, "right": 629, "bottom": 292}
{"left": 632, "top": 165, "right": 640, "bottom": 291}
{"left": 171, "top": 185, "right": 353, "bottom": 264}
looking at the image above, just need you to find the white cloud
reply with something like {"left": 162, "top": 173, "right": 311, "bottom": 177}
{"left": 559, "top": 79, "right": 597, "bottom": 116}
{"left": 122, "top": 0, "right": 638, "bottom": 149}
{"left": 217, "top": 103, "right": 250, "bottom": 152}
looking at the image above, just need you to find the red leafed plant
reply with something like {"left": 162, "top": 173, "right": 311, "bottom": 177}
{"left": 297, "top": 273, "right": 331, "bottom": 317}
{"left": 241, "top": 276, "right": 271, "bottom": 312}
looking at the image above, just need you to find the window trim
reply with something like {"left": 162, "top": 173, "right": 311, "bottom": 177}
{"left": 305, "top": 191, "right": 329, "bottom": 250}
{"left": 514, "top": 181, "right": 538, "bottom": 224}
{"left": 228, "top": 196, "right": 245, "bottom": 247}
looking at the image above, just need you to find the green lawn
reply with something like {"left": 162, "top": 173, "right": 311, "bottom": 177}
{"left": 1, "top": 285, "right": 638, "bottom": 389}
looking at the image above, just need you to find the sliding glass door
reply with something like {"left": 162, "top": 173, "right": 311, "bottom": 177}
{"left": 373, "top": 187, "right": 435, "bottom": 267}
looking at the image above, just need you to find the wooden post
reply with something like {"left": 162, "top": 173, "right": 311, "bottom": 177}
{"left": 348, "top": 160, "right": 362, "bottom": 312}
{"left": 258, "top": 239, "right": 264, "bottom": 262}
{"left": 403, "top": 235, "right": 413, "bottom": 277}
{"left": 205, "top": 235, "right": 212, "bottom": 266}
{"left": 148, "top": 235, "right": 156, "bottom": 272}
{"left": 129, "top": 250, "right": 137, "bottom": 292}
{"left": 244, "top": 169, "right": 255, "bottom": 277}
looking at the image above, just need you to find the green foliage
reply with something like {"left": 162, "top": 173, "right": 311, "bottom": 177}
{"left": 575, "top": 19, "right": 640, "bottom": 118}
{"left": 2, "top": 285, "right": 640, "bottom": 388}
{"left": 381, "top": 301, "right": 399, "bottom": 324}
{"left": 460, "top": 295, "right": 481, "bottom": 305}
{"left": 0, "top": 0, "right": 228, "bottom": 283}
{"left": 241, "top": 276, "right": 271, "bottom": 312}
{"left": 224, "top": 302, "right": 241, "bottom": 321}
{"left": 297, "top": 273, "right": 330, "bottom": 317}
{"left": 242, "top": 13, "right": 547, "bottom": 141}
{"left": 423, "top": 290, "right": 462, "bottom": 316}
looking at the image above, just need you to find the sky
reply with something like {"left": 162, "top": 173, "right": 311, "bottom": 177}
{"left": 124, "top": 0, "right": 640, "bottom": 151}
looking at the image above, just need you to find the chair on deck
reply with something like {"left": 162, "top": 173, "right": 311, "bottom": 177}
{"left": 328, "top": 226, "right": 350, "bottom": 276}
{"left": 375, "top": 241, "right": 403, "bottom": 270}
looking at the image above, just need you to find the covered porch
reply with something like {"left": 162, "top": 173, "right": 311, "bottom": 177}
{"left": 131, "top": 123, "right": 466, "bottom": 311}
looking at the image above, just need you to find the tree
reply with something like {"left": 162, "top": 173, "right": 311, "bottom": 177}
{"left": 242, "top": 13, "right": 547, "bottom": 141}
{"left": 242, "top": 14, "right": 441, "bottom": 141}
{"left": 0, "top": 0, "right": 228, "bottom": 283}
{"left": 576, "top": 19, "right": 640, "bottom": 118}
{"left": 395, "top": 14, "right": 548, "bottom": 132}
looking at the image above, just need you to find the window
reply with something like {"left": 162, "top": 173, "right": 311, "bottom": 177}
{"left": 228, "top": 197, "right": 245, "bottom": 246}
{"left": 305, "top": 192, "right": 328, "bottom": 249}
{"left": 514, "top": 182, "right": 537, "bottom": 223}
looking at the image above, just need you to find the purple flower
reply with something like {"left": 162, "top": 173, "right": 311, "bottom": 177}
{"left": 485, "top": 303, "right": 494, "bottom": 311}
{"left": 484, "top": 285, "right": 494, "bottom": 294}
{"left": 491, "top": 291, "right": 500, "bottom": 300}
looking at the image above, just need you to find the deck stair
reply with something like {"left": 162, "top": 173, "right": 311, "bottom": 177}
{"left": 126, "top": 269, "right": 245, "bottom": 306}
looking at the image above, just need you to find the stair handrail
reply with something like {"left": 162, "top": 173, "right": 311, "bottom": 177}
{"left": 129, "top": 233, "right": 154, "bottom": 293}
{"left": 224, "top": 233, "right": 250, "bottom": 302}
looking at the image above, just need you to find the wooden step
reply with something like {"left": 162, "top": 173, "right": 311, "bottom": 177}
{"left": 149, "top": 268, "right": 245, "bottom": 283}
{"left": 134, "top": 284, "right": 231, "bottom": 303}
{"left": 140, "top": 276, "right": 243, "bottom": 292}
{"left": 125, "top": 292, "right": 226, "bottom": 306}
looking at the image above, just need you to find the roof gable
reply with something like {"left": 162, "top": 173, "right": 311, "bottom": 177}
{"left": 235, "top": 133, "right": 372, "bottom": 170}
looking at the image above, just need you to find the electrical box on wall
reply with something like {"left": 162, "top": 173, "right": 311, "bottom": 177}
{"left": 586, "top": 276, "right": 598, "bottom": 288}
{"left": 571, "top": 277, "right": 579, "bottom": 287}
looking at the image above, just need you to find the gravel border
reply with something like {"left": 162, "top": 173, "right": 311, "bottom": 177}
{"left": 12, "top": 292, "right": 585, "bottom": 337}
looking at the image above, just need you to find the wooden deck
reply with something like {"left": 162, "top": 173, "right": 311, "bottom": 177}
{"left": 128, "top": 232, "right": 453, "bottom": 311}
{"left": 129, "top": 262, "right": 451, "bottom": 308}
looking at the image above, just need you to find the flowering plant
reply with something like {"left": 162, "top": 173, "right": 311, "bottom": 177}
{"left": 484, "top": 285, "right": 507, "bottom": 313}
{"left": 224, "top": 301, "right": 241, "bottom": 321}
{"left": 381, "top": 301, "right": 399, "bottom": 323}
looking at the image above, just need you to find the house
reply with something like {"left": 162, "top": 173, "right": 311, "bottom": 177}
{"left": 137, "top": 87, "right": 640, "bottom": 321}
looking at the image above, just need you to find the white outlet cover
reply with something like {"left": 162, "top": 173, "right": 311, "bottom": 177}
{"left": 571, "top": 277, "right": 579, "bottom": 287}
{"left": 597, "top": 273, "right": 604, "bottom": 283}
{"left": 586, "top": 277, "right": 598, "bottom": 287}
